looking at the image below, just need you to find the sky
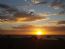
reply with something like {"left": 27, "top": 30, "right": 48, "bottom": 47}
{"left": 0, "top": 0, "right": 65, "bottom": 30}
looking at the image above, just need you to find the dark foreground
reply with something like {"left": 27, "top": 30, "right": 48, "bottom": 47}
{"left": 0, "top": 35, "right": 65, "bottom": 49}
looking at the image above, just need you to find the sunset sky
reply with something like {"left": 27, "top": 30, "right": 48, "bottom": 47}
{"left": 0, "top": 0, "right": 65, "bottom": 30}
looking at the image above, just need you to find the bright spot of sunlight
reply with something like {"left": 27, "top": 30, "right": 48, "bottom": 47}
{"left": 33, "top": 28, "right": 46, "bottom": 35}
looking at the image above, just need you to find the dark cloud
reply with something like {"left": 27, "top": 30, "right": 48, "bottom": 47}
{"left": 50, "top": 0, "right": 65, "bottom": 15}
{"left": 0, "top": 4, "right": 46, "bottom": 22}
{"left": 15, "top": 12, "right": 46, "bottom": 22}
{"left": 32, "top": 0, "right": 65, "bottom": 15}
{"left": 50, "top": 0, "right": 64, "bottom": 7}
{"left": 57, "top": 21, "right": 65, "bottom": 24}
{"left": 0, "top": 4, "right": 10, "bottom": 8}
{"left": 59, "top": 10, "right": 65, "bottom": 15}
{"left": 0, "top": 4, "right": 17, "bottom": 21}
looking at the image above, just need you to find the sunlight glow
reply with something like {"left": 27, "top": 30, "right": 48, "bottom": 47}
{"left": 36, "top": 31, "right": 42, "bottom": 35}
{"left": 34, "top": 28, "right": 46, "bottom": 35}
{"left": 16, "top": 18, "right": 28, "bottom": 22}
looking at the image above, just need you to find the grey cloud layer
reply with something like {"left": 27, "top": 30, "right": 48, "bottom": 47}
{"left": 0, "top": 4, "right": 46, "bottom": 22}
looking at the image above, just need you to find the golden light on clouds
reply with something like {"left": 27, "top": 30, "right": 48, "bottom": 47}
{"left": 32, "top": 0, "right": 40, "bottom": 4}
{"left": 38, "top": 13, "right": 49, "bottom": 16}
{"left": 15, "top": 17, "right": 28, "bottom": 22}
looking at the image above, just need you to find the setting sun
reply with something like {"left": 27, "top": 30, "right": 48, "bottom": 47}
{"left": 33, "top": 28, "right": 46, "bottom": 35}
{"left": 36, "top": 30, "right": 42, "bottom": 35}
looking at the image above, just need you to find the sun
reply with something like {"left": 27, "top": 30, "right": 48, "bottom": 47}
{"left": 36, "top": 30, "right": 42, "bottom": 35}
{"left": 34, "top": 29, "right": 45, "bottom": 39}
{"left": 34, "top": 28, "right": 45, "bottom": 35}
